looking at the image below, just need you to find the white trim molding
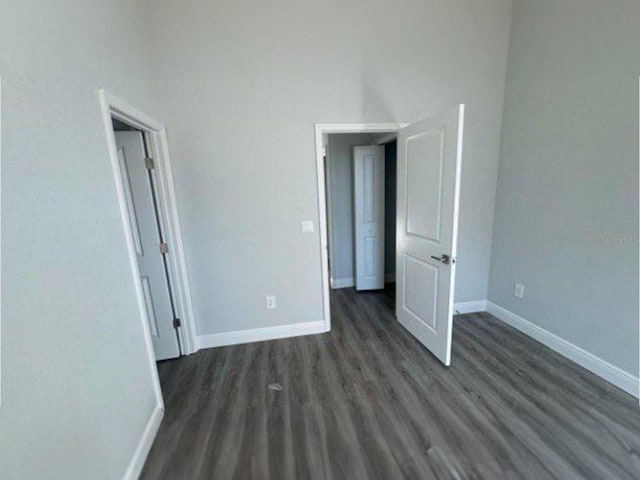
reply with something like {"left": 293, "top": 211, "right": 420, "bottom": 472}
{"left": 122, "top": 405, "right": 164, "bottom": 480}
{"left": 196, "top": 321, "right": 328, "bottom": 350}
{"left": 99, "top": 89, "right": 197, "bottom": 356}
{"left": 98, "top": 89, "right": 165, "bottom": 408}
{"left": 374, "top": 132, "right": 398, "bottom": 145}
{"left": 487, "top": 302, "right": 640, "bottom": 398}
{"left": 454, "top": 300, "right": 488, "bottom": 314}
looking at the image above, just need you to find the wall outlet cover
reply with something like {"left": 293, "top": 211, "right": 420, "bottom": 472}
{"left": 300, "top": 220, "right": 314, "bottom": 234}
{"left": 514, "top": 283, "right": 525, "bottom": 299}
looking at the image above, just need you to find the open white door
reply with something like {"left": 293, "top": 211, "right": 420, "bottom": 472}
{"left": 396, "top": 105, "right": 464, "bottom": 366}
{"left": 353, "top": 145, "right": 385, "bottom": 290}
{"left": 115, "top": 131, "right": 181, "bottom": 361}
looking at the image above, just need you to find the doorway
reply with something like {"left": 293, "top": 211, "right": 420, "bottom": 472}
{"left": 324, "top": 133, "right": 398, "bottom": 296}
{"left": 112, "top": 119, "right": 181, "bottom": 360}
{"left": 99, "top": 90, "right": 197, "bottom": 365}
{"left": 315, "top": 109, "right": 465, "bottom": 366}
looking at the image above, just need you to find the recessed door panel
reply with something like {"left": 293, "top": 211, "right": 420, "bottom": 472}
{"left": 364, "top": 236, "right": 377, "bottom": 277}
{"left": 363, "top": 154, "right": 376, "bottom": 223}
{"left": 118, "top": 147, "right": 144, "bottom": 256}
{"left": 403, "top": 254, "right": 438, "bottom": 331}
{"left": 141, "top": 276, "right": 159, "bottom": 338}
{"left": 406, "top": 130, "right": 444, "bottom": 242}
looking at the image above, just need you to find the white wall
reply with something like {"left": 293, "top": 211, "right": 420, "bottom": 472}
{"left": 148, "top": 0, "right": 513, "bottom": 337}
{"left": 489, "top": 0, "right": 640, "bottom": 376}
{"left": 0, "top": 1, "right": 162, "bottom": 479}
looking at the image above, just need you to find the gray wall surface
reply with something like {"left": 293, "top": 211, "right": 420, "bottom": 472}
{"left": 148, "top": 0, "right": 513, "bottom": 336}
{"left": 327, "top": 133, "right": 377, "bottom": 283}
{"left": 0, "top": 1, "right": 161, "bottom": 478}
{"left": 489, "top": 0, "right": 640, "bottom": 375}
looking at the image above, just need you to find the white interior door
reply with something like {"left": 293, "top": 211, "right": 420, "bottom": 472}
{"left": 396, "top": 105, "right": 464, "bottom": 366}
{"left": 353, "top": 145, "right": 385, "bottom": 290}
{"left": 115, "top": 131, "right": 180, "bottom": 361}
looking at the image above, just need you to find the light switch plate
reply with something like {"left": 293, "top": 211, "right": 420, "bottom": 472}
{"left": 300, "top": 220, "right": 314, "bottom": 234}
{"left": 265, "top": 295, "right": 277, "bottom": 309}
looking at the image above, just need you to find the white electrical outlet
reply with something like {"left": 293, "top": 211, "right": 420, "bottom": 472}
{"left": 514, "top": 283, "right": 525, "bottom": 299}
{"left": 265, "top": 295, "right": 277, "bottom": 309}
{"left": 300, "top": 220, "right": 314, "bottom": 234}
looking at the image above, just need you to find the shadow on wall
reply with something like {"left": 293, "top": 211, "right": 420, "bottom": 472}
{"left": 384, "top": 140, "right": 397, "bottom": 277}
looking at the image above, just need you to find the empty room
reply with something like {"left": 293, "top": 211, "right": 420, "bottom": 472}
{"left": 1, "top": 0, "right": 639, "bottom": 479}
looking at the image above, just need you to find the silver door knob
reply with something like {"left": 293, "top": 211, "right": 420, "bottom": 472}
{"left": 430, "top": 254, "right": 453, "bottom": 265}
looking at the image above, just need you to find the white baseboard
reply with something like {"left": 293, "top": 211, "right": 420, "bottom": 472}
{"left": 122, "top": 404, "right": 164, "bottom": 480}
{"left": 331, "top": 277, "right": 354, "bottom": 289}
{"left": 454, "top": 300, "right": 488, "bottom": 314}
{"left": 196, "top": 321, "right": 327, "bottom": 350}
{"left": 486, "top": 301, "right": 639, "bottom": 398}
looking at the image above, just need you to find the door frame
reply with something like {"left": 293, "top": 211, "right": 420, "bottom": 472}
{"left": 99, "top": 89, "right": 198, "bottom": 366}
{"left": 314, "top": 123, "right": 408, "bottom": 332}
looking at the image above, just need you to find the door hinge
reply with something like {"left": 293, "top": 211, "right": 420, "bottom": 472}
{"left": 173, "top": 318, "right": 181, "bottom": 329}
{"left": 159, "top": 242, "right": 169, "bottom": 254}
{"left": 145, "top": 157, "right": 155, "bottom": 170}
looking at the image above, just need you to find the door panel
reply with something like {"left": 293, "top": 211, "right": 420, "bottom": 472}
{"left": 396, "top": 105, "right": 464, "bottom": 366}
{"left": 354, "top": 146, "right": 385, "bottom": 290}
{"left": 403, "top": 254, "right": 438, "bottom": 331}
{"left": 118, "top": 147, "right": 144, "bottom": 255}
{"left": 115, "top": 131, "right": 180, "bottom": 360}
{"left": 141, "top": 275, "right": 159, "bottom": 338}
{"left": 405, "top": 130, "right": 444, "bottom": 241}
{"left": 363, "top": 154, "right": 376, "bottom": 222}
{"left": 364, "top": 237, "right": 376, "bottom": 276}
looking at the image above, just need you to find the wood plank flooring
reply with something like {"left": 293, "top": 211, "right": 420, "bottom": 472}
{"left": 141, "top": 287, "right": 640, "bottom": 479}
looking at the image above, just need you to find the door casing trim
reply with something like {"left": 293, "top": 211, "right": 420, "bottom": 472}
{"left": 99, "top": 89, "right": 198, "bottom": 365}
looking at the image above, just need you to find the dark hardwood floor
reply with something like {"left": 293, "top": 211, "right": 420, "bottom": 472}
{"left": 141, "top": 287, "right": 640, "bottom": 480}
